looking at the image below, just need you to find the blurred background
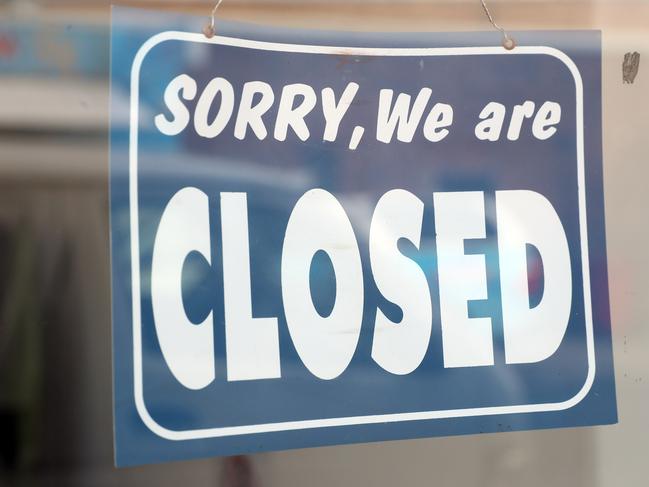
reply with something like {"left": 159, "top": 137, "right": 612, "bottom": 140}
{"left": 0, "top": 0, "right": 647, "bottom": 486}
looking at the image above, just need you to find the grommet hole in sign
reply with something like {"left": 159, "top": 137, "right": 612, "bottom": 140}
{"left": 202, "top": 0, "right": 516, "bottom": 49}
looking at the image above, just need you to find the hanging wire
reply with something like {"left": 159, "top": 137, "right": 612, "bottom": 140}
{"left": 480, "top": 0, "right": 515, "bottom": 50}
{"left": 203, "top": 0, "right": 224, "bottom": 38}
{"left": 201, "top": 0, "right": 514, "bottom": 48}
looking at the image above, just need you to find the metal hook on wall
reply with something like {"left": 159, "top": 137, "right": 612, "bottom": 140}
{"left": 203, "top": 0, "right": 224, "bottom": 39}
{"left": 480, "top": 0, "right": 515, "bottom": 50}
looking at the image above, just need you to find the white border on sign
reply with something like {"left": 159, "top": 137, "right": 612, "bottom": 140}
{"left": 129, "top": 32, "right": 593, "bottom": 441}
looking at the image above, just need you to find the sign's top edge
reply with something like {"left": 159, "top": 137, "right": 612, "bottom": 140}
{"left": 110, "top": 4, "right": 601, "bottom": 49}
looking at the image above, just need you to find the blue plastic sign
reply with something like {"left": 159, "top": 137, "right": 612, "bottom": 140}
{"left": 110, "top": 7, "right": 616, "bottom": 467}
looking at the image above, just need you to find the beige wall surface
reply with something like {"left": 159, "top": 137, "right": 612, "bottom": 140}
{"left": 0, "top": 2, "right": 647, "bottom": 486}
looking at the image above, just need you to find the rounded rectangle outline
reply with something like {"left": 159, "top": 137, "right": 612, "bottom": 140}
{"left": 128, "top": 31, "right": 593, "bottom": 441}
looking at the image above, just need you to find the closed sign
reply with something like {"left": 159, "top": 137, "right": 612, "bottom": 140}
{"left": 110, "top": 9, "right": 616, "bottom": 466}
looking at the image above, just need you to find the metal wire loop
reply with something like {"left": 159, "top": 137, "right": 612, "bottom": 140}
{"left": 480, "top": 0, "right": 516, "bottom": 50}
{"left": 203, "top": 0, "right": 224, "bottom": 39}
